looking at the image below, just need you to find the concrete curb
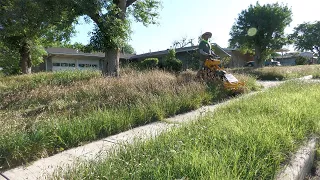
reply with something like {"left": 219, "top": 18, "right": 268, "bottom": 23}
{"left": 276, "top": 138, "right": 317, "bottom": 180}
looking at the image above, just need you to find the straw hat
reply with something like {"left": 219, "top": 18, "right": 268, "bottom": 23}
{"left": 201, "top": 32, "right": 212, "bottom": 39}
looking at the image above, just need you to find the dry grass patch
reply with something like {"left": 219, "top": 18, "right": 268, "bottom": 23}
{"left": 228, "top": 65, "right": 320, "bottom": 80}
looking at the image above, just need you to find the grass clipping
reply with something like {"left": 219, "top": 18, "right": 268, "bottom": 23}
{"left": 55, "top": 81, "right": 320, "bottom": 180}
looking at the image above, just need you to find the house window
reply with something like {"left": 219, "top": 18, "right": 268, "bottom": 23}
{"left": 78, "top": 64, "right": 98, "bottom": 68}
{"left": 53, "top": 63, "right": 60, "bottom": 66}
{"left": 69, "top": 63, "right": 76, "bottom": 67}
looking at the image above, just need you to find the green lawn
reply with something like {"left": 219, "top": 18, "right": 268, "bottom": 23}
{"left": 54, "top": 81, "right": 320, "bottom": 180}
{"left": 228, "top": 65, "right": 320, "bottom": 80}
{"left": 0, "top": 69, "right": 259, "bottom": 170}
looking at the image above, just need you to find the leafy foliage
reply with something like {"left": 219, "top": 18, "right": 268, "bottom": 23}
{"left": 0, "top": 42, "right": 20, "bottom": 75}
{"left": 128, "top": 0, "right": 162, "bottom": 26}
{"left": 0, "top": 40, "right": 47, "bottom": 75}
{"left": 229, "top": 2, "right": 292, "bottom": 67}
{"left": 122, "top": 43, "right": 136, "bottom": 54}
{"left": 290, "top": 21, "right": 320, "bottom": 57}
{"left": 140, "top": 58, "right": 159, "bottom": 69}
{"left": 295, "top": 56, "right": 308, "bottom": 65}
{"left": 162, "top": 49, "right": 182, "bottom": 72}
{"left": 69, "top": 0, "right": 161, "bottom": 76}
{"left": 56, "top": 42, "right": 86, "bottom": 51}
{"left": 0, "top": 0, "right": 76, "bottom": 74}
{"left": 87, "top": 5, "right": 131, "bottom": 51}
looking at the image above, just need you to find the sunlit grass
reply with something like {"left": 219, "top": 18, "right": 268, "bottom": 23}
{"left": 54, "top": 81, "right": 320, "bottom": 180}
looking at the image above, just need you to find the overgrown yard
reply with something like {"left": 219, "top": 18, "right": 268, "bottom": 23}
{"left": 0, "top": 69, "right": 259, "bottom": 170}
{"left": 54, "top": 81, "right": 320, "bottom": 180}
{"left": 228, "top": 65, "right": 320, "bottom": 80}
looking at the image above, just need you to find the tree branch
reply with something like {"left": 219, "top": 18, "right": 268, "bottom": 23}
{"left": 88, "top": 13, "right": 101, "bottom": 26}
{"left": 126, "top": 0, "right": 136, "bottom": 7}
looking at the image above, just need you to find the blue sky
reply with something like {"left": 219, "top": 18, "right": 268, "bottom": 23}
{"left": 70, "top": 0, "right": 319, "bottom": 54}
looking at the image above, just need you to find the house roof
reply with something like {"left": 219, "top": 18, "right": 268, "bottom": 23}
{"left": 45, "top": 47, "right": 134, "bottom": 59}
{"left": 130, "top": 43, "right": 232, "bottom": 60}
{"left": 130, "top": 46, "right": 199, "bottom": 59}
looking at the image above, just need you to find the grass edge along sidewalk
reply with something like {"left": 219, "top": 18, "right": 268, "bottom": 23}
{"left": 0, "top": 70, "right": 259, "bottom": 171}
{"left": 52, "top": 81, "right": 320, "bottom": 180}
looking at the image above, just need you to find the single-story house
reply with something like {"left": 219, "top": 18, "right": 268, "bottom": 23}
{"left": 275, "top": 56, "right": 296, "bottom": 66}
{"left": 129, "top": 44, "right": 254, "bottom": 69}
{"left": 35, "top": 48, "right": 134, "bottom": 72}
{"left": 275, "top": 52, "right": 318, "bottom": 66}
{"left": 36, "top": 45, "right": 254, "bottom": 72}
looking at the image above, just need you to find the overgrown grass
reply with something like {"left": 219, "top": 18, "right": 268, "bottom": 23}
{"left": 228, "top": 65, "right": 320, "bottom": 80}
{"left": 0, "top": 69, "right": 259, "bottom": 170}
{"left": 54, "top": 81, "right": 320, "bottom": 180}
{"left": 0, "top": 70, "right": 101, "bottom": 92}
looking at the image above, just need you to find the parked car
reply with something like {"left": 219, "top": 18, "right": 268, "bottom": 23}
{"left": 265, "top": 60, "right": 281, "bottom": 66}
{"left": 245, "top": 60, "right": 281, "bottom": 67}
{"left": 245, "top": 61, "right": 255, "bottom": 67}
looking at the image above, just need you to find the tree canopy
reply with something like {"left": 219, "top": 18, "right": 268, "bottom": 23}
{"left": 122, "top": 43, "right": 136, "bottom": 54}
{"left": 67, "top": 0, "right": 162, "bottom": 76}
{"left": 290, "top": 21, "right": 320, "bottom": 57}
{"left": 0, "top": 0, "right": 159, "bottom": 75}
{"left": 0, "top": 0, "right": 76, "bottom": 74}
{"left": 229, "top": 2, "right": 292, "bottom": 67}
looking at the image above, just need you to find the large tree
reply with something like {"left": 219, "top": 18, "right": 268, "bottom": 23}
{"left": 290, "top": 21, "right": 320, "bottom": 57}
{"left": 69, "top": 0, "right": 161, "bottom": 76}
{"left": 0, "top": 0, "right": 76, "bottom": 74}
{"left": 229, "top": 2, "right": 292, "bottom": 67}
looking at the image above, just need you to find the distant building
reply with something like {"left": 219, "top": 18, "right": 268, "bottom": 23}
{"left": 275, "top": 52, "right": 318, "bottom": 66}
{"left": 35, "top": 48, "right": 134, "bottom": 72}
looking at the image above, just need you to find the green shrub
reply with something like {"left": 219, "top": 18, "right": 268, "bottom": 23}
{"left": 295, "top": 56, "right": 308, "bottom": 65}
{"left": 164, "top": 58, "right": 182, "bottom": 72}
{"left": 162, "top": 49, "right": 183, "bottom": 72}
{"left": 140, "top": 58, "right": 159, "bottom": 69}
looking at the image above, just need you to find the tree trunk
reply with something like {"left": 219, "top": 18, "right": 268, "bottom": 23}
{"left": 102, "top": 0, "right": 127, "bottom": 77}
{"left": 103, "top": 48, "right": 120, "bottom": 77}
{"left": 19, "top": 42, "right": 32, "bottom": 74}
{"left": 254, "top": 46, "right": 263, "bottom": 68}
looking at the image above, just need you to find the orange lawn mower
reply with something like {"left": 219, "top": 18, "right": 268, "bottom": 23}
{"left": 197, "top": 57, "right": 245, "bottom": 94}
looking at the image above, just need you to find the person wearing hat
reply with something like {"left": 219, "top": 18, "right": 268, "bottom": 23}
{"left": 198, "top": 32, "right": 217, "bottom": 70}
